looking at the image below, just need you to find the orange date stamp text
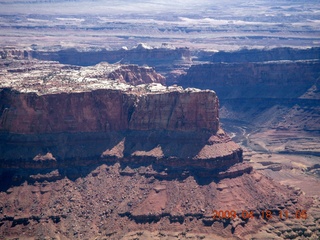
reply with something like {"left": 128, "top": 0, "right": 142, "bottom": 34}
{"left": 212, "top": 209, "right": 307, "bottom": 220}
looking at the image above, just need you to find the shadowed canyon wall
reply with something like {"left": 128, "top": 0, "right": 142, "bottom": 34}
{"left": 1, "top": 47, "right": 319, "bottom": 240}
{"left": 176, "top": 60, "right": 320, "bottom": 99}
{"left": 197, "top": 47, "right": 320, "bottom": 63}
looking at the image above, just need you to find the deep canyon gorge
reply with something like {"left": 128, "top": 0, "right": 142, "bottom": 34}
{"left": 0, "top": 0, "right": 320, "bottom": 239}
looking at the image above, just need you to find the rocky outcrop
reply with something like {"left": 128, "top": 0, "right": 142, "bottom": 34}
{"left": 0, "top": 49, "right": 318, "bottom": 240}
{"left": 30, "top": 44, "right": 191, "bottom": 68}
{"left": 0, "top": 87, "right": 218, "bottom": 134}
{"left": 107, "top": 65, "right": 165, "bottom": 85}
{"left": 0, "top": 163, "right": 315, "bottom": 240}
{"left": 0, "top": 85, "right": 242, "bottom": 175}
{"left": 0, "top": 47, "right": 31, "bottom": 60}
{"left": 0, "top": 58, "right": 248, "bottom": 240}
{"left": 0, "top": 57, "right": 165, "bottom": 88}
{"left": 177, "top": 50, "right": 320, "bottom": 157}
{"left": 1, "top": 45, "right": 191, "bottom": 84}
{"left": 0, "top": 57, "right": 241, "bottom": 176}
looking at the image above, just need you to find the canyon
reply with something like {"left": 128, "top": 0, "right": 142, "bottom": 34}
{"left": 0, "top": 56, "right": 249, "bottom": 239}
{"left": 0, "top": 45, "right": 319, "bottom": 239}
{"left": 0, "top": 0, "right": 320, "bottom": 238}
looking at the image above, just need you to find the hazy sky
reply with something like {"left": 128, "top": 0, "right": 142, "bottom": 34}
{"left": 1, "top": 0, "right": 213, "bottom": 14}
{"left": 0, "top": 0, "right": 318, "bottom": 24}
{"left": 0, "top": 0, "right": 281, "bottom": 15}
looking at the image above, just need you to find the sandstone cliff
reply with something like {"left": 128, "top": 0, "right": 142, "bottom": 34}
{"left": 0, "top": 58, "right": 240, "bottom": 176}
{"left": 0, "top": 86, "right": 241, "bottom": 174}
{"left": 0, "top": 87, "right": 218, "bottom": 134}
{"left": 0, "top": 50, "right": 318, "bottom": 240}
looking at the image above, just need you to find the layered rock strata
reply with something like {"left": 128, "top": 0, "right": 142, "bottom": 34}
{"left": 0, "top": 52, "right": 317, "bottom": 240}
{"left": 30, "top": 44, "right": 191, "bottom": 67}
{"left": 177, "top": 60, "right": 320, "bottom": 98}
{"left": 197, "top": 47, "right": 320, "bottom": 63}
{"left": 0, "top": 163, "right": 313, "bottom": 240}
{"left": 0, "top": 44, "right": 191, "bottom": 82}
{"left": 176, "top": 57, "right": 320, "bottom": 155}
{"left": 0, "top": 58, "right": 241, "bottom": 178}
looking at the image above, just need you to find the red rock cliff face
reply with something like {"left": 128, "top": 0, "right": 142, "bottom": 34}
{"left": 107, "top": 65, "right": 166, "bottom": 85}
{"left": 0, "top": 88, "right": 218, "bottom": 134}
{"left": 0, "top": 58, "right": 241, "bottom": 175}
{"left": 0, "top": 89, "right": 131, "bottom": 134}
{"left": 129, "top": 90, "right": 219, "bottom": 131}
{"left": 0, "top": 84, "right": 242, "bottom": 174}
{"left": 0, "top": 86, "right": 242, "bottom": 175}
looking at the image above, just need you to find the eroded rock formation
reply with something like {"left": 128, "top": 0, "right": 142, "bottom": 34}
{"left": 0, "top": 163, "right": 313, "bottom": 240}
{"left": 2, "top": 88, "right": 215, "bottom": 134}
{"left": 175, "top": 54, "right": 320, "bottom": 156}
{"left": 0, "top": 52, "right": 317, "bottom": 240}
{"left": 197, "top": 47, "right": 320, "bottom": 63}
{"left": 0, "top": 57, "right": 240, "bottom": 176}
{"left": 177, "top": 60, "right": 320, "bottom": 98}
{"left": 30, "top": 44, "right": 191, "bottom": 67}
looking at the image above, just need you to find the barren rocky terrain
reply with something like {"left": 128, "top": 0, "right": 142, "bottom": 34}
{"left": 0, "top": 0, "right": 320, "bottom": 239}
{"left": 0, "top": 46, "right": 320, "bottom": 240}
{"left": 0, "top": 0, "right": 319, "bottom": 50}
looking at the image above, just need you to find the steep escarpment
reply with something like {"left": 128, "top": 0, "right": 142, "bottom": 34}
{"left": 29, "top": 44, "right": 191, "bottom": 67}
{"left": 0, "top": 88, "right": 134, "bottom": 134}
{"left": 197, "top": 47, "right": 320, "bottom": 63}
{"left": 128, "top": 89, "right": 218, "bottom": 131}
{"left": 1, "top": 88, "right": 214, "bottom": 134}
{"left": 0, "top": 84, "right": 219, "bottom": 136}
{"left": 177, "top": 52, "right": 320, "bottom": 156}
{"left": 177, "top": 60, "right": 320, "bottom": 98}
{"left": 0, "top": 86, "right": 237, "bottom": 173}
{"left": 0, "top": 50, "right": 318, "bottom": 240}
{"left": 0, "top": 57, "right": 242, "bottom": 177}
{"left": 27, "top": 44, "right": 191, "bottom": 84}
